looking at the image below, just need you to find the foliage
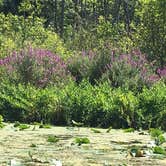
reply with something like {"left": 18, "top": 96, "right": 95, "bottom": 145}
{"left": 136, "top": 0, "right": 166, "bottom": 67}
{"left": 123, "top": 128, "right": 135, "bottom": 133}
{"left": 153, "top": 146, "right": 166, "bottom": 155}
{"left": 0, "top": 81, "right": 60, "bottom": 124}
{"left": 0, "top": 47, "right": 72, "bottom": 87}
{"left": 47, "top": 135, "right": 59, "bottom": 143}
{"left": 0, "top": 13, "right": 69, "bottom": 59}
{"left": 139, "top": 82, "right": 166, "bottom": 129}
{"left": 18, "top": 124, "right": 30, "bottom": 130}
{"left": 75, "top": 137, "right": 90, "bottom": 146}
{"left": 0, "top": 115, "right": 3, "bottom": 123}
{"left": 149, "top": 128, "right": 165, "bottom": 146}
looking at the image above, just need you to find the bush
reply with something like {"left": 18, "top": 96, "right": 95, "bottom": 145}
{"left": 67, "top": 48, "right": 110, "bottom": 84}
{"left": 60, "top": 80, "right": 142, "bottom": 128}
{"left": 0, "top": 47, "right": 72, "bottom": 87}
{"left": 101, "top": 49, "right": 159, "bottom": 91}
{"left": 0, "top": 81, "right": 60, "bottom": 124}
{"left": 139, "top": 82, "right": 166, "bottom": 129}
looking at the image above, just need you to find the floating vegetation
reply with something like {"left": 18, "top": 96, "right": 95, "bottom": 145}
{"left": 75, "top": 137, "right": 90, "bottom": 146}
{"left": 91, "top": 128, "right": 101, "bottom": 133}
{"left": 18, "top": 124, "right": 30, "bottom": 130}
{"left": 39, "top": 124, "right": 51, "bottom": 129}
{"left": 123, "top": 128, "right": 135, "bottom": 133}
{"left": 47, "top": 135, "right": 59, "bottom": 143}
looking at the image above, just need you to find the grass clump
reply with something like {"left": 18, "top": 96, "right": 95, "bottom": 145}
{"left": 123, "top": 128, "right": 135, "bottom": 133}
{"left": 75, "top": 137, "right": 90, "bottom": 146}
{"left": 47, "top": 135, "right": 59, "bottom": 143}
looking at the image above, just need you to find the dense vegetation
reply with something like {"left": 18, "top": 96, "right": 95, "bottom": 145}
{"left": 0, "top": 0, "right": 165, "bottom": 130}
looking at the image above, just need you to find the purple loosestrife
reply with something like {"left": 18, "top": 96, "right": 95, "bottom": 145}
{"left": 0, "top": 47, "right": 72, "bottom": 87}
{"left": 103, "top": 49, "right": 161, "bottom": 89}
{"left": 157, "top": 67, "right": 166, "bottom": 78}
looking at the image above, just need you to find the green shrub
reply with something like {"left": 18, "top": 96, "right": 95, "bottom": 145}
{"left": 0, "top": 81, "right": 60, "bottom": 124}
{"left": 139, "top": 82, "right": 166, "bottom": 129}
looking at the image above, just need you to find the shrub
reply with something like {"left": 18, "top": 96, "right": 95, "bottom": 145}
{"left": 139, "top": 82, "right": 166, "bottom": 129}
{"left": 0, "top": 47, "right": 72, "bottom": 87}
{"left": 60, "top": 80, "right": 142, "bottom": 128}
{"left": 0, "top": 81, "right": 60, "bottom": 124}
{"left": 67, "top": 48, "right": 111, "bottom": 84}
{"left": 101, "top": 49, "right": 159, "bottom": 91}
